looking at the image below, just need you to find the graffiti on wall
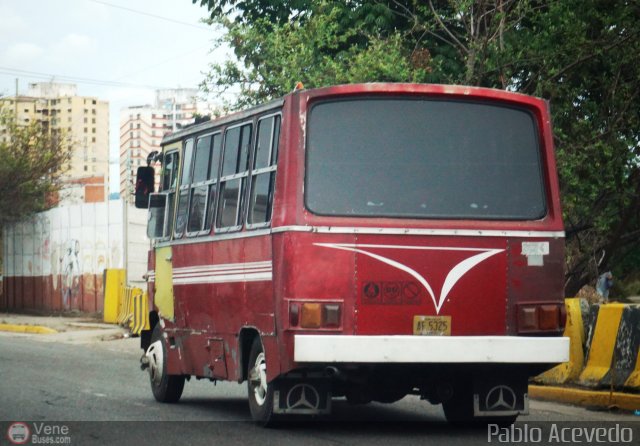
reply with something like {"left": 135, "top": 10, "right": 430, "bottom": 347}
{"left": 2, "top": 201, "right": 141, "bottom": 312}
{"left": 60, "top": 239, "right": 81, "bottom": 309}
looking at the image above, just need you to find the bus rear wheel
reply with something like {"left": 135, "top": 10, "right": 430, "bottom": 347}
{"left": 247, "top": 337, "right": 276, "bottom": 425}
{"left": 147, "top": 325, "right": 185, "bottom": 403}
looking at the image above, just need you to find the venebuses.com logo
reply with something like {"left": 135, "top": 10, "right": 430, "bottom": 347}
{"left": 7, "top": 423, "right": 30, "bottom": 445}
{"left": 6, "top": 422, "right": 71, "bottom": 445}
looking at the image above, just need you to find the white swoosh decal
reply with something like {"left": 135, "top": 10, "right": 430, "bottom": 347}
{"left": 439, "top": 249, "right": 504, "bottom": 311}
{"left": 315, "top": 243, "right": 503, "bottom": 314}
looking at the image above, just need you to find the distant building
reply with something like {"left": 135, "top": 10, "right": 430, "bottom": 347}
{"left": 119, "top": 88, "right": 218, "bottom": 202}
{"left": 0, "top": 82, "right": 110, "bottom": 203}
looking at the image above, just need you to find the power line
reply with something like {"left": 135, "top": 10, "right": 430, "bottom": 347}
{"left": 86, "top": 0, "right": 212, "bottom": 31}
{"left": 111, "top": 45, "right": 211, "bottom": 82}
{"left": 0, "top": 66, "right": 167, "bottom": 90}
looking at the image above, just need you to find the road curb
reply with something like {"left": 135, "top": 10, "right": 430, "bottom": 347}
{"left": 529, "top": 384, "right": 640, "bottom": 412}
{"left": 0, "top": 324, "right": 59, "bottom": 334}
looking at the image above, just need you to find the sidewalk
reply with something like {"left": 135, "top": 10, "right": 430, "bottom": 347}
{"left": 0, "top": 312, "right": 129, "bottom": 344}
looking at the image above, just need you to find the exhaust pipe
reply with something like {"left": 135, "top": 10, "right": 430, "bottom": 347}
{"left": 324, "top": 366, "right": 342, "bottom": 379}
{"left": 436, "top": 382, "right": 454, "bottom": 403}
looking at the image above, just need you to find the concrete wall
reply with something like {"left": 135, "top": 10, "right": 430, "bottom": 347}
{"left": 1, "top": 200, "right": 149, "bottom": 312}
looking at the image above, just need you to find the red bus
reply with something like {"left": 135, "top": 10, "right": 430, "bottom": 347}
{"left": 136, "top": 83, "right": 569, "bottom": 425}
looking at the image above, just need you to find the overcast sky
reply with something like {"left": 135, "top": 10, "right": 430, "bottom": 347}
{"left": 0, "top": 0, "right": 226, "bottom": 194}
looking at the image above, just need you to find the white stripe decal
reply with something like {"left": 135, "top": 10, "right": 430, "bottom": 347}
{"left": 173, "top": 261, "right": 272, "bottom": 274}
{"left": 173, "top": 267, "right": 271, "bottom": 277}
{"left": 173, "top": 269, "right": 272, "bottom": 279}
{"left": 147, "top": 261, "right": 273, "bottom": 285}
{"left": 174, "top": 271, "right": 272, "bottom": 285}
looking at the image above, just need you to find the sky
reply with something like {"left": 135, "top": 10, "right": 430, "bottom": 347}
{"left": 0, "top": 0, "right": 227, "bottom": 194}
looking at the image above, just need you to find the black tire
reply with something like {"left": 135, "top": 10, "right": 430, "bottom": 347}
{"left": 147, "top": 324, "right": 185, "bottom": 403}
{"left": 247, "top": 337, "right": 276, "bottom": 425}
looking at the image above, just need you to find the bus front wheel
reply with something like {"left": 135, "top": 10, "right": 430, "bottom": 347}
{"left": 147, "top": 325, "right": 185, "bottom": 403}
{"left": 247, "top": 337, "right": 276, "bottom": 425}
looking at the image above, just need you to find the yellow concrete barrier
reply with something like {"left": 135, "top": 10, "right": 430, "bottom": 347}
{"left": 578, "top": 303, "right": 625, "bottom": 387}
{"left": 117, "top": 287, "right": 134, "bottom": 325}
{"left": 536, "top": 298, "right": 585, "bottom": 384}
{"left": 114, "top": 285, "right": 150, "bottom": 336}
{"left": 130, "top": 290, "right": 150, "bottom": 336}
{"left": 103, "top": 269, "right": 126, "bottom": 324}
{"left": 619, "top": 305, "right": 640, "bottom": 391}
{"left": 625, "top": 353, "right": 640, "bottom": 389}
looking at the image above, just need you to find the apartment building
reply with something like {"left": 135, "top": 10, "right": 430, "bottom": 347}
{"left": 119, "top": 88, "right": 217, "bottom": 202}
{"left": 0, "top": 82, "right": 109, "bottom": 203}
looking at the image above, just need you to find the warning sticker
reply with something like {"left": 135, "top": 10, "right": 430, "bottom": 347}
{"left": 361, "top": 281, "right": 421, "bottom": 305}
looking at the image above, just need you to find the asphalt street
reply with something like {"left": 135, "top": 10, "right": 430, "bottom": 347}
{"left": 0, "top": 332, "right": 637, "bottom": 446}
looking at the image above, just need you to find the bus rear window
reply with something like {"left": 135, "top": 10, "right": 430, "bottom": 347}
{"left": 306, "top": 98, "right": 546, "bottom": 220}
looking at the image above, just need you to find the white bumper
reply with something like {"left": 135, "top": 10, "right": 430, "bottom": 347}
{"left": 294, "top": 335, "right": 569, "bottom": 364}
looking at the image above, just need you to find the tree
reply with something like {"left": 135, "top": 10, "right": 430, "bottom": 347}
{"left": 0, "top": 109, "right": 73, "bottom": 226}
{"left": 195, "top": 0, "right": 640, "bottom": 295}
{"left": 198, "top": 1, "right": 430, "bottom": 109}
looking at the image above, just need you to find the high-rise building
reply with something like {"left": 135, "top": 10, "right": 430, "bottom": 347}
{"left": 119, "top": 88, "right": 218, "bottom": 202}
{"left": 0, "top": 82, "right": 110, "bottom": 203}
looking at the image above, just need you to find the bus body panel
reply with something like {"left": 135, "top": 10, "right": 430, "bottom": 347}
{"left": 272, "top": 231, "right": 564, "bottom": 376}
{"left": 162, "top": 233, "right": 276, "bottom": 380}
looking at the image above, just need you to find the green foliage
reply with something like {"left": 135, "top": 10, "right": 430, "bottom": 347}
{"left": 201, "top": 2, "right": 430, "bottom": 109}
{"left": 196, "top": 0, "right": 640, "bottom": 293}
{"left": 0, "top": 110, "right": 73, "bottom": 226}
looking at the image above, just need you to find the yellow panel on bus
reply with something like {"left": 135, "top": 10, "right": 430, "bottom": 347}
{"left": 154, "top": 246, "right": 174, "bottom": 321}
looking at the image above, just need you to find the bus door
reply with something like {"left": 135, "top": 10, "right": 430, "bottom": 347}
{"left": 151, "top": 147, "right": 180, "bottom": 323}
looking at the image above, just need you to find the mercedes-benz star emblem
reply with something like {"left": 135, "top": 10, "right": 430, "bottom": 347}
{"left": 286, "top": 383, "right": 321, "bottom": 410}
{"left": 485, "top": 385, "right": 517, "bottom": 411}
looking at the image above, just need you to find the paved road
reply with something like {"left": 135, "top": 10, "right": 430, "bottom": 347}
{"left": 0, "top": 332, "right": 637, "bottom": 445}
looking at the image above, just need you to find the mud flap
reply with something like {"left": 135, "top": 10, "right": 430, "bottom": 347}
{"left": 273, "top": 379, "right": 332, "bottom": 415}
{"left": 473, "top": 377, "right": 529, "bottom": 417}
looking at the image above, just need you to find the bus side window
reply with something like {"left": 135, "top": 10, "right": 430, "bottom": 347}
{"left": 187, "top": 134, "right": 212, "bottom": 235}
{"left": 248, "top": 114, "right": 280, "bottom": 227}
{"left": 174, "top": 139, "right": 194, "bottom": 238}
{"left": 161, "top": 150, "right": 179, "bottom": 238}
{"left": 216, "top": 123, "right": 252, "bottom": 231}
{"left": 204, "top": 133, "right": 223, "bottom": 231}
{"left": 187, "top": 132, "right": 222, "bottom": 235}
{"left": 161, "top": 151, "right": 178, "bottom": 192}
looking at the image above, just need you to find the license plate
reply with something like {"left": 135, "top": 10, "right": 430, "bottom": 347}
{"left": 413, "top": 315, "right": 451, "bottom": 336}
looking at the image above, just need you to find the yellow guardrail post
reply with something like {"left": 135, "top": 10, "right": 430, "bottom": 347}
{"left": 536, "top": 298, "right": 585, "bottom": 384}
{"left": 619, "top": 305, "right": 640, "bottom": 391}
{"left": 578, "top": 303, "right": 625, "bottom": 387}
{"left": 118, "top": 287, "right": 132, "bottom": 326}
{"left": 103, "top": 269, "right": 126, "bottom": 324}
{"left": 625, "top": 354, "right": 640, "bottom": 390}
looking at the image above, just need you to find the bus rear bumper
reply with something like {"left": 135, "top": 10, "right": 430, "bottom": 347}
{"left": 294, "top": 335, "right": 569, "bottom": 364}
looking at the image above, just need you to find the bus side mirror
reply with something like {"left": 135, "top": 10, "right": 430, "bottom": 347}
{"left": 135, "top": 166, "right": 155, "bottom": 209}
{"left": 147, "top": 193, "right": 168, "bottom": 239}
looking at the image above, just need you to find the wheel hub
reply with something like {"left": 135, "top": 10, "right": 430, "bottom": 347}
{"left": 146, "top": 340, "right": 164, "bottom": 386}
{"left": 249, "top": 352, "right": 268, "bottom": 406}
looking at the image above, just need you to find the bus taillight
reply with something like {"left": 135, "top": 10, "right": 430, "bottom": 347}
{"left": 289, "top": 302, "right": 342, "bottom": 329}
{"left": 517, "top": 303, "right": 565, "bottom": 334}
